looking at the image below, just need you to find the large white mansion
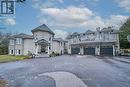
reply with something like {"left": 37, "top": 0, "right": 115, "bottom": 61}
{"left": 9, "top": 24, "right": 65, "bottom": 56}
{"left": 9, "top": 24, "right": 120, "bottom": 56}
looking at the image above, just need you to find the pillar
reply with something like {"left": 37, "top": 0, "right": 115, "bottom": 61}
{"left": 35, "top": 44, "right": 39, "bottom": 55}
{"left": 47, "top": 45, "right": 50, "bottom": 54}
{"left": 80, "top": 46, "right": 84, "bottom": 55}
{"left": 95, "top": 45, "right": 100, "bottom": 56}
{"left": 113, "top": 45, "right": 115, "bottom": 56}
{"left": 68, "top": 45, "right": 71, "bottom": 54}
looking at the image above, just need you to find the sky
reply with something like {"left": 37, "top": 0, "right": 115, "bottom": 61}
{"left": 0, "top": 0, "right": 130, "bottom": 39}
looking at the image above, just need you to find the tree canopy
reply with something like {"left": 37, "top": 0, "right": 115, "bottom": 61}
{"left": 0, "top": 32, "right": 12, "bottom": 55}
{"left": 119, "top": 17, "right": 130, "bottom": 49}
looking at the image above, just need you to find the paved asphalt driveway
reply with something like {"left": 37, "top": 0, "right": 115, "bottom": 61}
{"left": 0, "top": 55, "right": 130, "bottom": 87}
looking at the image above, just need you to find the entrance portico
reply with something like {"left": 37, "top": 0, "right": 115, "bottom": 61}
{"left": 35, "top": 39, "right": 50, "bottom": 55}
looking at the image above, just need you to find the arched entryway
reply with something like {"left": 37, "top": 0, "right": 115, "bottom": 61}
{"left": 35, "top": 39, "right": 50, "bottom": 55}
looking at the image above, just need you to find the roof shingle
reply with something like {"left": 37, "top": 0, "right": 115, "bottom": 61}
{"left": 31, "top": 24, "right": 54, "bottom": 35}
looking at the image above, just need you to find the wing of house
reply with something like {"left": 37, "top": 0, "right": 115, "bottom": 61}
{"left": 9, "top": 24, "right": 66, "bottom": 56}
{"left": 66, "top": 27, "right": 120, "bottom": 56}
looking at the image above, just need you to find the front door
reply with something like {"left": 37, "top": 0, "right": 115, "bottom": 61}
{"left": 41, "top": 45, "right": 46, "bottom": 53}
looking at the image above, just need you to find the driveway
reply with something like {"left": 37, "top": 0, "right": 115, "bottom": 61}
{"left": 0, "top": 55, "right": 130, "bottom": 87}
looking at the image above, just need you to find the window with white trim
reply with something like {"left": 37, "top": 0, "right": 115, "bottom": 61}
{"left": 10, "top": 49, "right": 14, "bottom": 54}
{"left": 18, "top": 50, "right": 21, "bottom": 55}
{"left": 16, "top": 38, "right": 22, "bottom": 45}
{"left": 10, "top": 40, "right": 14, "bottom": 45}
{"left": 15, "top": 49, "right": 21, "bottom": 55}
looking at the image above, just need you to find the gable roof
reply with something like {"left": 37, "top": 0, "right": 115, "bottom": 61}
{"left": 31, "top": 24, "right": 55, "bottom": 35}
{"left": 101, "top": 27, "right": 113, "bottom": 32}
{"left": 85, "top": 30, "right": 95, "bottom": 34}
{"left": 66, "top": 35, "right": 72, "bottom": 39}
{"left": 72, "top": 32, "right": 79, "bottom": 36}
{"left": 10, "top": 33, "right": 33, "bottom": 39}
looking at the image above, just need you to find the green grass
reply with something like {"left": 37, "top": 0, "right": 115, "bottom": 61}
{"left": 0, "top": 55, "right": 31, "bottom": 63}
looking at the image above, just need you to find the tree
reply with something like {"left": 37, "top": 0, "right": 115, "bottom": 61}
{"left": 119, "top": 17, "right": 130, "bottom": 49}
{"left": 0, "top": 32, "right": 12, "bottom": 55}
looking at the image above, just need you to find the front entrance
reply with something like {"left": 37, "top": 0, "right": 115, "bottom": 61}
{"left": 41, "top": 45, "right": 47, "bottom": 53}
{"left": 35, "top": 39, "right": 49, "bottom": 55}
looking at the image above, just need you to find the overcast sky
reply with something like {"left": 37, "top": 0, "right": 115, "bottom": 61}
{"left": 0, "top": 0, "right": 130, "bottom": 39}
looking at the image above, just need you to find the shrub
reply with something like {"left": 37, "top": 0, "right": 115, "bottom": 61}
{"left": 0, "top": 45, "right": 8, "bottom": 55}
{"left": 49, "top": 51, "right": 60, "bottom": 57}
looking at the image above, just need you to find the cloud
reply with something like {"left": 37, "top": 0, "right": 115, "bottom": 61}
{"left": 41, "top": 6, "right": 93, "bottom": 22}
{"left": 32, "top": 0, "right": 55, "bottom": 9}
{"left": 32, "top": 0, "right": 64, "bottom": 9}
{"left": 4, "top": 18, "right": 16, "bottom": 26}
{"left": 105, "top": 15, "right": 128, "bottom": 29}
{"left": 39, "top": 6, "right": 128, "bottom": 30}
{"left": 32, "top": 0, "right": 128, "bottom": 36}
{"left": 115, "top": 0, "right": 130, "bottom": 12}
{"left": 54, "top": 29, "right": 68, "bottom": 39}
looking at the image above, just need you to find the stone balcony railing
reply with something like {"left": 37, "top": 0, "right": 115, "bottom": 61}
{"left": 70, "top": 38, "right": 117, "bottom": 44}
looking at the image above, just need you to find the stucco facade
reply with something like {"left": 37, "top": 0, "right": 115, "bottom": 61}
{"left": 9, "top": 24, "right": 65, "bottom": 56}
{"left": 66, "top": 27, "right": 120, "bottom": 56}
{"left": 9, "top": 25, "right": 120, "bottom": 56}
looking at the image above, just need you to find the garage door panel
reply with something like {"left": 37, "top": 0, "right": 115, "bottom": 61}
{"left": 71, "top": 47, "right": 80, "bottom": 54}
{"left": 84, "top": 48, "right": 95, "bottom": 55}
{"left": 100, "top": 47, "right": 113, "bottom": 56}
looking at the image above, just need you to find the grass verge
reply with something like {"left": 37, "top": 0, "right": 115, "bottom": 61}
{"left": 0, "top": 55, "right": 31, "bottom": 63}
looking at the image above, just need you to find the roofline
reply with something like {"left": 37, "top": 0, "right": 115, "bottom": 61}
{"left": 31, "top": 29, "right": 55, "bottom": 35}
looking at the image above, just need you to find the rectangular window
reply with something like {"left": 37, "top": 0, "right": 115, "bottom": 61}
{"left": 10, "top": 40, "right": 14, "bottom": 45}
{"left": 49, "top": 46, "right": 51, "bottom": 50}
{"left": 61, "top": 42, "right": 62, "bottom": 46}
{"left": 18, "top": 50, "right": 20, "bottom": 55}
{"left": 11, "top": 50, "right": 13, "bottom": 54}
{"left": 10, "top": 49, "right": 13, "bottom": 54}
{"left": 15, "top": 49, "right": 20, "bottom": 55}
{"left": 16, "top": 38, "right": 22, "bottom": 45}
{"left": 128, "top": 36, "right": 130, "bottom": 40}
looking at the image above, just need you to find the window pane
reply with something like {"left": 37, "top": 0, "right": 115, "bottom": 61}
{"left": 10, "top": 40, "right": 14, "bottom": 45}
{"left": 16, "top": 38, "right": 22, "bottom": 44}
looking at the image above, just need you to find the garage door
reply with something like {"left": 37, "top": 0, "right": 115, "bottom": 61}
{"left": 100, "top": 47, "right": 113, "bottom": 56}
{"left": 71, "top": 47, "right": 80, "bottom": 54}
{"left": 84, "top": 47, "right": 95, "bottom": 55}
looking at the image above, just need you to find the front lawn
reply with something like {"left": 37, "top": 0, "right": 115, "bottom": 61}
{"left": 0, "top": 55, "right": 31, "bottom": 63}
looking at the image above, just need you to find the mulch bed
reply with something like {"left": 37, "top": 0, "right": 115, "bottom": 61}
{"left": 0, "top": 77, "right": 8, "bottom": 87}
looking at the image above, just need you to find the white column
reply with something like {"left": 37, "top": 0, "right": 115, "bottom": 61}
{"left": 113, "top": 45, "right": 115, "bottom": 56}
{"left": 80, "top": 46, "right": 84, "bottom": 55}
{"left": 98, "top": 45, "right": 100, "bottom": 55}
{"left": 35, "top": 44, "right": 39, "bottom": 55}
{"left": 95, "top": 45, "right": 100, "bottom": 56}
{"left": 68, "top": 45, "right": 71, "bottom": 54}
{"left": 48, "top": 45, "right": 50, "bottom": 54}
